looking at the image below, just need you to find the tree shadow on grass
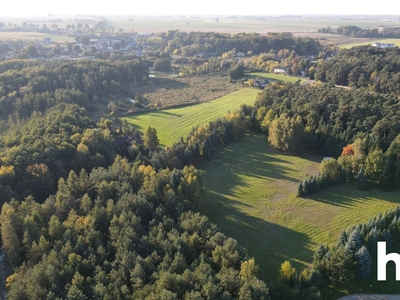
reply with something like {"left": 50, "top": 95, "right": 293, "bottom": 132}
{"left": 306, "top": 184, "right": 400, "bottom": 208}
{"left": 200, "top": 135, "right": 304, "bottom": 198}
{"left": 200, "top": 190, "right": 313, "bottom": 282}
{"left": 150, "top": 110, "right": 182, "bottom": 117}
{"left": 198, "top": 134, "right": 315, "bottom": 282}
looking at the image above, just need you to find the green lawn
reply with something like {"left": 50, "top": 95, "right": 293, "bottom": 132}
{"left": 340, "top": 38, "right": 400, "bottom": 49}
{"left": 246, "top": 72, "right": 308, "bottom": 84}
{"left": 121, "top": 88, "right": 260, "bottom": 146}
{"left": 198, "top": 133, "right": 400, "bottom": 293}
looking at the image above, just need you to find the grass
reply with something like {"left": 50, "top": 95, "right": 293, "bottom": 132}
{"left": 197, "top": 133, "right": 400, "bottom": 294}
{"left": 132, "top": 74, "right": 243, "bottom": 108}
{"left": 121, "top": 88, "right": 260, "bottom": 146}
{"left": 246, "top": 72, "right": 308, "bottom": 84}
{"left": 0, "top": 31, "right": 76, "bottom": 42}
{"left": 107, "top": 16, "right": 400, "bottom": 34}
{"left": 340, "top": 38, "right": 400, "bottom": 49}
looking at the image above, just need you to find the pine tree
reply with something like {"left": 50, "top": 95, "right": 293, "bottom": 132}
{"left": 297, "top": 181, "right": 304, "bottom": 197}
{"left": 345, "top": 228, "right": 362, "bottom": 254}
{"left": 356, "top": 167, "right": 368, "bottom": 191}
{"left": 355, "top": 246, "right": 372, "bottom": 278}
{"left": 380, "top": 157, "right": 394, "bottom": 191}
{"left": 336, "top": 230, "right": 348, "bottom": 247}
{"left": 394, "top": 161, "right": 400, "bottom": 189}
{"left": 143, "top": 126, "right": 159, "bottom": 150}
{"left": 302, "top": 179, "right": 309, "bottom": 196}
{"left": 310, "top": 176, "right": 319, "bottom": 193}
{"left": 202, "top": 138, "right": 213, "bottom": 161}
{"left": 317, "top": 173, "right": 328, "bottom": 190}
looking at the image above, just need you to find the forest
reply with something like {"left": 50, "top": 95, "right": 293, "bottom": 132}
{"left": 0, "top": 25, "right": 400, "bottom": 299}
{"left": 314, "top": 46, "right": 400, "bottom": 95}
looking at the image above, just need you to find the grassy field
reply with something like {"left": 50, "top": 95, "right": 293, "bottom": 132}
{"left": 132, "top": 74, "right": 243, "bottom": 108}
{"left": 198, "top": 133, "right": 400, "bottom": 294}
{"left": 107, "top": 16, "right": 400, "bottom": 34}
{"left": 246, "top": 72, "right": 308, "bottom": 84}
{"left": 0, "top": 31, "right": 75, "bottom": 42}
{"left": 121, "top": 88, "right": 260, "bottom": 146}
{"left": 340, "top": 38, "right": 400, "bottom": 48}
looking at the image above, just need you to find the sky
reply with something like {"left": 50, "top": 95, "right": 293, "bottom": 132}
{"left": 1, "top": 0, "right": 400, "bottom": 17}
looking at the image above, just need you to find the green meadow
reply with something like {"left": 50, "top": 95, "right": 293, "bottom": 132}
{"left": 0, "top": 31, "right": 76, "bottom": 42}
{"left": 198, "top": 133, "right": 400, "bottom": 295}
{"left": 121, "top": 88, "right": 260, "bottom": 146}
{"left": 340, "top": 38, "right": 400, "bottom": 49}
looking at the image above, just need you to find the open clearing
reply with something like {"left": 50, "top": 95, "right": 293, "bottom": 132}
{"left": 132, "top": 74, "right": 243, "bottom": 108}
{"left": 0, "top": 31, "right": 76, "bottom": 42}
{"left": 340, "top": 38, "right": 400, "bottom": 48}
{"left": 122, "top": 88, "right": 260, "bottom": 146}
{"left": 198, "top": 133, "right": 400, "bottom": 289}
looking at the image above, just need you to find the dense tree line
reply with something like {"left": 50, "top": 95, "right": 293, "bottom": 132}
{"left": 254, "top": 82, "right": 400, "bottom": 156}
{"left": 0, "top": 103, "right": 116, "bottom": 202}
{"left": 313, "top": 206, "right": 400, "bottom": 285}
{"left": 298, "top": 130, "right": 400, "bottom": 196}
{"left": 1, "top": 156, "right": 271, "bottom": 299}
{"left": 0, "top": 58, "right": 148, "bottom": 118}
{"left": 318, "top": 25, "right": 380, "bottom": 38}
{"left": 138, "top": 31, "right": 321, "bottom": 57}
{"left": 314, "top": 46, "right": 400, "bottom": 95}
{"left": 318, "top": 25, "right": 400, "bottom": 38}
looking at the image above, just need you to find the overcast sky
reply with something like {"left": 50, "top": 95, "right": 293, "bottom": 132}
{"left": 1, "top": 0, "right": 400, "bottom": 17}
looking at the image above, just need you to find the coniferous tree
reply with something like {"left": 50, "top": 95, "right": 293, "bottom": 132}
{"left": 394, "top": 161, "right": 400, "bottom": 189}
{"left": 345, "top": 228, "right": 362, "bottom": 254}
{"left": 302, "top": 179, "right": 310, "bottom": 196}
{"left": 356, "top": 167, "right": 368, "bottom": 191}
{"left": 202, "top": 138, "right": 213, "bottom": 161}
{"left": 336, "top": 230, "right": 348, "bottom": 247}
{"left": 317, "top": 173, "right": 328, "bottom": 190}
{"left": 143, "top": 126, "right": 159, "bottom": 151}
{"left": 380, "top": 157, "right": 394, "bottom": 191}
{"left": 355, "top": 246, "right": 372, "bottom": 278}
{"left": 297, "top": 181, "right": 304, "bottom": 197}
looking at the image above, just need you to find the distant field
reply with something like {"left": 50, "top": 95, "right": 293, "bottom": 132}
{"left": 0, "top": 31, "right": 75, "bottom": 42}
{"left": 341, "top": 38, "right": 400, "bottom": 48}
{"left": 108, "top": 16, "right": 400, "bottom": 34}
{"left": 246, "top": 72, "right": 308, "bottom": 84}
{"left": 198, "top": 133, "right": 400, "bottom": 291}
{"left": 121, "top": 88, "right": 260, "bottom": 146}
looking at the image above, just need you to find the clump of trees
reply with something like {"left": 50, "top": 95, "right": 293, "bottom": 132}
{"left": 0, "top": 58, "right": 148, "bottom": 118}
{"left": 318, "top": 25, "right": 400, "bottom": 39}
{"left": 313, "top": 206, "right": 400, "bottom": 285}
{"left": 138, "top": 31, "right": 321, "bottom": 57}
{"left": 255, "top": 82, "right": 400, "bottom": 156}
{"left": 314, "top": 46, "right": 400, "bottom": 95}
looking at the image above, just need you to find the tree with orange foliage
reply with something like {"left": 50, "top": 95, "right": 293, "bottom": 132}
{"left": 341, "top": 144, "right": 354, "bottom": 156}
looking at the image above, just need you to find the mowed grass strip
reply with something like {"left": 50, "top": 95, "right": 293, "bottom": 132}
{"left": 122, "top": 88, "right": 260, "bottom": 146}
{"left": 246, "top": 72, "right": 308, "bottom": 84}
{"left": 198, "top": 133, "right": 400, "bottom": 284}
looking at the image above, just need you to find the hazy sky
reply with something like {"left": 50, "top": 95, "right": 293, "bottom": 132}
{"left": 1, "top": 0, "right": 399, "bottom": 17}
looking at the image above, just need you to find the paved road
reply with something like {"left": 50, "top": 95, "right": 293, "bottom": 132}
{"left": 338, "top": 295, "right": 400, "bottom": 300}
